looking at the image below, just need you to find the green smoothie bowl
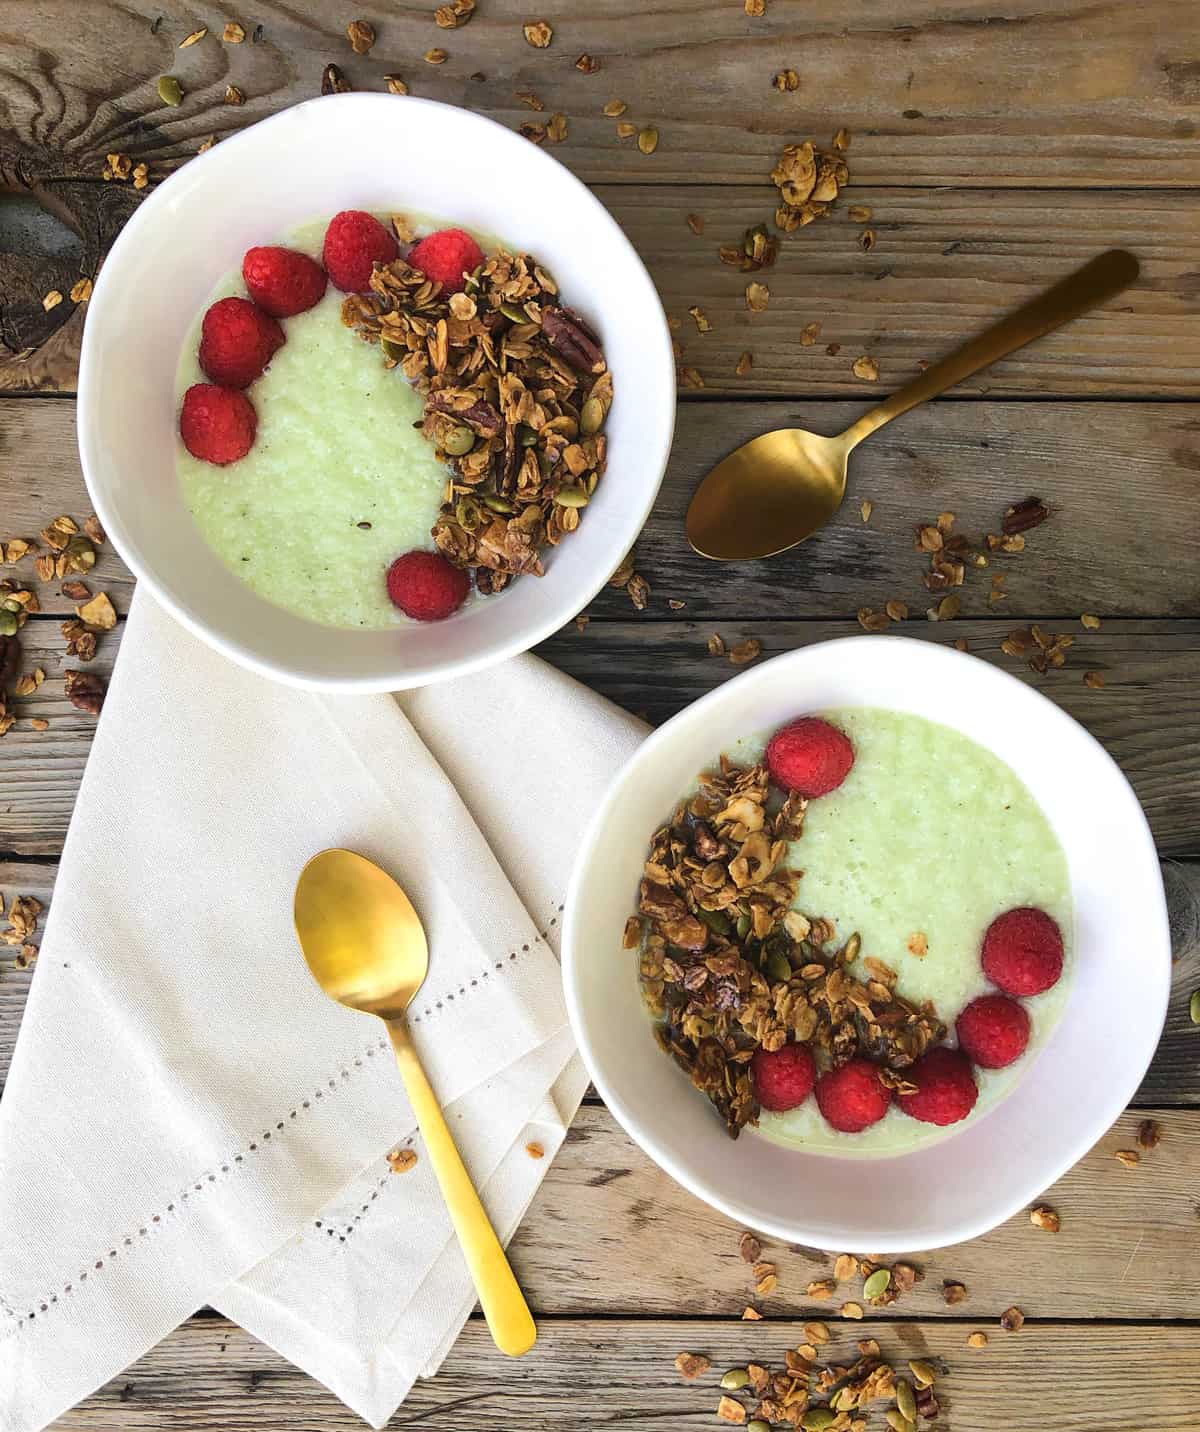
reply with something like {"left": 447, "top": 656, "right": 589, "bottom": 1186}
{"left": 562, "top": 636, "right": 1170, "bottom": 1251}
{"left": 77, "top": 94, "right": 674, "bottom": 691}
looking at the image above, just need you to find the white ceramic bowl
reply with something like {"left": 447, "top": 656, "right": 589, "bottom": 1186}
{"left": 77, "top": 94, "right": 674, "bottom": 691}
{"left": 563, "top": 637, "right": 1170, "bottom": 1251}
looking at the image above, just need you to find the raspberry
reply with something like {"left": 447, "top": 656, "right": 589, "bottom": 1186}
{"left": 895, "top": 1047, "right": 978, "bottom": 1126}
{"left": 386, "top": 550, "right": 470, "bottom": 622}
{"left": 765, "top": 717, "right": 855, "bottom": 797}
{"left": 179, "top": 384, "right": 257, "bottom": 466}
{"left": 981, "top": 907, "right": 1064, "bottom": 997}
{"left": 814, "top": 1058, "right": 890, "bottom": 1133}
{"left": 322, "top": 210, "right": 398, "bottom": 293}
{"left": 752, "top": 1042, "right": 816, "bottom": 1112}
{"left": 956, "top": 994, "right": 1030, "bottom": 1070}
{"left": 407, "top": 227, "right": 485, "bottom": 294}
{"left": 242, "top": 246, "right": 328, "bottom": 317}
{"left": 197, "top": 296, "right": 284, "bottom": 388}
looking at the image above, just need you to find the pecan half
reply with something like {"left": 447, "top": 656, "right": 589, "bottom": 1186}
{"left": 541, "top": 305, "right": 606, "bottom": 374}
{"left": 1001, "top": 496, "right": 1048, "bottom": 535}
{"left": 65, "top": 669, "right": 105, "bottom": 715}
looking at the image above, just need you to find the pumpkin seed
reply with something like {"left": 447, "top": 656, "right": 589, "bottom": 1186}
{"left": 765, "top": 949, "right": 792, "bottom": 982}
{"left": 580, "top": 395, "right": 605, "bottom": 434}
{"left": 554, "top": 485, "right": 590, "bottom": 508}
{"left": 381, "top": 337, "right": 405, "bottom": 361}
{"left": 736, "top": 912, "right": 752, "bottom": 939}
{"left": 896, "top": 1378, "right": 917, "bottom": 1422}
{"left": 157, "top": 75, "right": 184, "bottom": 106}
{"left": 863, "top": 1268, "right": 891, "bottom": 1300}
{"left": 747, "top": 1422, "right": 771, "bottom": 1432}
{"left": 637, "top": 126, "right": 659, "bottom": 154}
{"left": 1191, "top": 989, "right": 1200, "bottom": 1025}
{"left": 0, "top": 610, "right": 17, "bottom": 637}
{"left": 454, "top": 498, "right": 482, "bottom": 532}
{"left": 519, "top": 425, "right": 539, "bottom": 447}
{"left": 885, "top": 1412, "right": 915, "bottom": 1432}
{"left": 697, "top": 907, "right": 732, "bottom": 936}
{"left": 442, "top": 425, "right": 476, "bottom": 456}
{"left": 908, "top": 1360, "right": 937, "bottom": 1388}
{"left": 801, "top": 1411, "right": 835, "bottom": 1431}
{"left": 482, "top": 494, "right": 515, "bottom": 513}
{"left": 500, "top": 301, "right": 529, "bottom": 323}
{"left": 720, "top": 1368, "right": 750, "bottom": 1391}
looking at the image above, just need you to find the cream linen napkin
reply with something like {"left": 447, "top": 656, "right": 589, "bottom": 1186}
{"left": 0, "top": 590, "right": 646, "bottom": 1430}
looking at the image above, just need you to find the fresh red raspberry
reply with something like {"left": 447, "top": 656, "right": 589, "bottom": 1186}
{"left": 407, "top": 227, "right": 485, "bottom": 294}
{"left": 752, "top": 1042, "right": 816, "bottom": 1112}
{"left": 197, "top": 296, "right": 284, "bottom": 388}
{"left": 765, "top": 717, "right": 855, "bottom": 797}
{"left": 981, "top": 906, "right": 1064, "bottom": 997}
{"left": 322, "top": 210, "right": 398, "bottom": 292}
{"left": 895, "top": 1047, "right": 979, "bottom": 1126}
{"left": 386, "top": 550, "right": 470, "bottom": 622}
{"left": 179, "top": 383, "right": 257, "bottom": 465}
{"left": 814, "top": 1058, "right": 890, "bottom": 1133}
{"left": 242, "top": 246, "right": 328, "bottom": 317}
{"left": 956, "top": 994, "right": 1031, "bottom": 1070}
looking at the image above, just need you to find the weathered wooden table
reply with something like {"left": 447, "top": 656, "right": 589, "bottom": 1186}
{"left": 2, "top": 3, "right": 1199, "bottom": 1427}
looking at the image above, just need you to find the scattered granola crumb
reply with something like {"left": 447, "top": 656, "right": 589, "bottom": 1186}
{"left": 1081, "top": 613, "right": 1101, "bottom": 630}
{"left": 574, "top": 614, "right": 589, "bottom": 634}
{"left": 857, "top": 607, "right": 889, "bottom": 633}
{"left": 42, "top": 290, "right": 63, "bottom": 312}
{"left": 686, "top": 213, "right": 705, "bottom": 235}
{"left": 424, "top": 47, "right": 448, "bottom": 63}
{"left": 736, "top": 351, "right": 753, "bottom": 377}
{"left": 801, "top": 321, "right": 822, "bottom": 346}
{"left": 65, "top": 669, "right": 106, "bottom": 715}
{"left": 689, "top": 305, "right": 712, "bottom": 334}
{"left": 523, "top": 19, "right": 553, "bottom": 47}
{"left": 575, "top": 53, "right": 599, "bottom": 73}
{"left": 224, "top": 85, "right": 245, "bottom": 105}
{"left": 71, "top": 277, "right": 94, "bottom": 304}
{"left": 1115, "top": 1148, "right": 1140, "bottom": 1168}
{"left": 841, "top": 1301, "right": 864, "bottom": 1319}
{"left": 741, "top": 1306, "right": 762, "bottom": 1320}
{"left": 223, "top": 21, "right": 246, "bottom": 43}
{"left": 627, "top": 573, "right": 650, "bottom": 611}
{"left": 546, "top": 112, "right": 568, "bottom": 144}
{"left": 1000, "top": 1306, "right": 1025, "bottom": 1332}
{"left": 515, "top": 89, "right": 543, "bottom": 110}
{"left": 773, "top": 69, "right": 800, "bottom": 91}
{"left": 436, "top": 0, "right": 476, "bottom": 27}
{"left": 834, "top": 1255, "right": 857, "bottom": 1282}
{"left": 1002, "top": 496, "right": 1048, "bottom": 536}
{"left": 15, "top": 943, "right": 38, "bottom": 967}
{"left": 1083, "top": 671, "right": 1105, "bottom": 689}
{"left": 668, "top": 598, "right": 686, "bottom": 610}
{"left": 1030, "top": 1204, "right": 1060, "bottom": 1232}
{"left": 386, "top": 1147, "right": 418, "bottom": 1173}
{"left": 385, "top": 75, "right": 409, "bottom": 95}
{"left": 603, "top": 98, "right": 627, "bottom": 117}
{"left": 30, "top": 718, "right": 48, "bottom": 732}
{"left": 1, "top": 895, "right": 41, "bottom": 947}
{"left": 680, "top": 366, "right": 704, "bottom": 389}
{"left": 707, "top": 633, "right": 727, "bottom": 657}
{"left": 852, "top": 355, "right": 879, "bottom": 382}
{"left": 860, "top": 499, "right": 873, "bottom": 522}
{"left": 826, "top": 342, "right": 841, "bottom": 355}
{"left": 907, "top": 931, "right": 928, "bottom": 957}
{"left": 615, "top": 121, "right": 637, "bottom": 139}
{"left": 955, "top": 637, "right": 969, "bottom": 652}
{"left": 967, "top": 1331, "right": 988, "bottom": 1348}
{"left": 745, "top": 0, "right": 765, "bottom": 13}
{"left": 675, "top": 1352, "right": 711, "bottom": 1379}
{"left": 347, "top": 18, "right": 375, "bottom": 52}
{"left": 885, "top": 599, "right": 908, "bottom": 622}
{"left": 942, "top": 1280, "right": 967, "bottom": 1305}
{"left": 717, "top": 1395, "right": 747, "bottom": 1424}
{"left": 746, "top": 282, "right": 769, "bottom": 312}
{"left": 1137, "top": 1118, "right": 1162, "bottom": 1149}
{"left": 179, "top": 27, "right": 207, "bottom": 47}
{"left": 807, "top": 1279, "right": 836, "bottom": 1300}
{"left": 859, "top": 228, "right": 876, "bottom": 252}
{"left": 848, "top": 204, "right": 872, "bottom": 223}
{"left": 525, "top": 1141, "right": 544, "bottom": 1159}
{"left": 729, "top": 638, "right": 762, "bottom": 666}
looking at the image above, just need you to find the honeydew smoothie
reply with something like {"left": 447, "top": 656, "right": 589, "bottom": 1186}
{"left": 175, "top": 218, "right": 448, "bottom": 630}
{"left": 741, "top": 707, "right": 1074, "bottom": 1156}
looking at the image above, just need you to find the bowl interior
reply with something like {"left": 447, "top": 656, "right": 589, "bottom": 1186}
{"left": 563, "top": 636, "right": 1169, "bottom": 1251}
{"left": 78, "top": 94, "right": 674, "bottom": 690}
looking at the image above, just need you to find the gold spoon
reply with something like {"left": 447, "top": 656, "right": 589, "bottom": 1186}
{"left": 294, "top": 848, "right": 536, "bottom": 1358}
{"left": 686, "top": 249, "right": 1139, "bottom": 561}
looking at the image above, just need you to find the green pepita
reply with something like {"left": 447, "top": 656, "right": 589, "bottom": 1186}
{"left": 908, "top": 1359, "right": 937, "bottom": 1389}
{"left": 0, "top": 610, "right": 17, "bottom": 637}
{"left": 519, "top": 425, "right": 539, "bottom": 448}
{"left": 896, "top": 1378, "right": 917, "bottom": 1422}
{"left": 499, "top": 301, "right": 529, "bottom": 323}
{"left": 442, "top": 425, "right": 476, "bottom": 457}
{"left": 482, "top": 494, "right": 515, "bottom": 514}
{"left": 157, "top": 75, "right": 184, "bottom": 106}
{"left": 1, "top": 597, "right": 21, "bottom": 613}
{"left": 800, "top": 1410, "right": 835, "bottom": 1431}
{"left": 1191, "top": 989, "right": 1200, "bottom": 1025}
{"left": 454, "top": 498, "right": 482, "bottom": 532}
{"left": 747, "top": 1422, "right": 771, "bottom": 1432}
{"left": 720, "top": 1368, "right": 749, "bottom": 1391}
{"left": 743, "top": 223, "right": 768, "bottom": 256}
{"left": 381, "top": 337, "right": 405, "bottom": 361}
{"left": 580, "top": 395, "right": 606, "bottom": 435}
{"left": 765, "top": 949, "right": 792, "bottom": 982}
{"left": 697, "top": 907, "right": 732, "bottom": 936}
{"left": 554, "top": 485, "right": 589, "bottom": 508}
{"left": 736, "top": 912, "right": 752, "bottom": 939}
{"left": 863, "top": 1268, "right": 891, "bottom": 1300}
{"left": 885, "top": 1412, "right": 915, "bottom": 1432}
{"left": 66, "top": 535, "right": 96, "bottom": 570}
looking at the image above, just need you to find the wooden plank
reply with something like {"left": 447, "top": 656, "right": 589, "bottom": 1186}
{"left": 1, "top": 0, "right": 1196, "bottom": 196}
{"left": 6, "top": 184, "right": 1200, "bottom": 396}
{"left": 1, "top": 618, "right": 1198, "bottom": 854}
{"left": 5, "top": 398, "right": 1200, "bottom": 617}
{"left": 49, "top": 1317, "right": 1200, "bottom": 1430}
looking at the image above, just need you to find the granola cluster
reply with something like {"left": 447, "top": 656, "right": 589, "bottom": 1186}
{"left": 342, "top": 244, "right": 612, "bottom": 593}
{"left": 632, "top": 757, "right": 943, "bottom": 1136}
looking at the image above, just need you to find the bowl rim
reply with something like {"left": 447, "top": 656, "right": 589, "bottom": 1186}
{"left": 561, "top": 634, "right": 1171, "bottom": 1249}
{"left": 76, "top": 92, "right": 676, "bottom": 692}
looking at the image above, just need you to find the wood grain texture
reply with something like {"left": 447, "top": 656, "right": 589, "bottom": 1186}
{"left": 48, "top": 1316, "right": 1200, "bottom": 1430}
{"left": 0, "top": 0, "right": 1196, "bottom": 193}
{"left": 4, "top": 397, "right": 1200, "bottom": 616}
{"left": 5, "top": 184, "right": 1200, "bottom": 396}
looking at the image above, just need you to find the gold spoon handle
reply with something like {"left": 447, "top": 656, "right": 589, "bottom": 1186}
{"left": 840, "top": 249, "right": 1140, "bottom": 450}
{"left": 386, "top": 1019, "right": 536, "bottom": 1358}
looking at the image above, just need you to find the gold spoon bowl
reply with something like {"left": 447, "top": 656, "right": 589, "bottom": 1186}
{"left": 686, "top": 249, "right": 1139, "bottom": 562}
{"left": 294, "top": 848, "right": 536, "bottom": 1358}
